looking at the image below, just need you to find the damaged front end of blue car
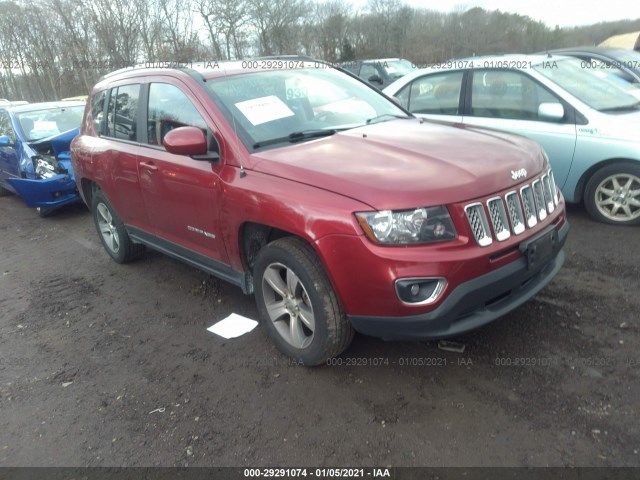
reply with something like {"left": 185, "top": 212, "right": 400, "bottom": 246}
{"left": 6, "top": 128, "right": 81, "bottom": 212}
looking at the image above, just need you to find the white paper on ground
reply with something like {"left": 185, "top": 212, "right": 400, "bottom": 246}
{"left": 234, "top": 95, "right": 294, "bottom": 125}
{"left": 207, "top": 313, "right": 259, "bottom": 339}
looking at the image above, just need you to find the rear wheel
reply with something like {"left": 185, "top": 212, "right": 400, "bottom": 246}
{"left": 253, "top": 237, "right": 354, "bottom": 366}
{"left": 91, "top": 189, "right": 144, "bottom": 263}
{"left": 585, "top": 163, "right": 640, "bottom": 225}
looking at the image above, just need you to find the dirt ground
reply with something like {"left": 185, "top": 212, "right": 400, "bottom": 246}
{"left": 0, "top": 194, "right": 638, "bottom": 468}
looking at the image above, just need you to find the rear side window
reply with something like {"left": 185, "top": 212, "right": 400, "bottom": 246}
{"left": 91, "top": 91, "right": 107, "bottom": 135}
{"left": 146, "top": 83, "right": 207, "bottom": 146}
{"left": 105, "top": 84, "right": 140, "bottom": 141}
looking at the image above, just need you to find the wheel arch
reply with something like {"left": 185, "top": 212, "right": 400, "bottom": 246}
{"left": 239, "top": 222, "right": 309, "bottom": 294}
{"left": 573, "top": 158, "right": 640, "bottom": 204}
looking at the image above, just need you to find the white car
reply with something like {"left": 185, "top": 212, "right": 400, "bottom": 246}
{"left": 384, "top": 54, "right": 640, "bottom": 225}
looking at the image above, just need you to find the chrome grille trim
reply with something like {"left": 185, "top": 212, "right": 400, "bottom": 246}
{"left": 520, "top": 185, "right": 538, "bottom": 228}
{"left": 541, "top": 174, "right": 555, "bottom": 213}
{"left": 532, "top": 180, "right": 547, "bottom": 221}
{"left": 464, "top": 203, "right": 492, "bottom": 247}
{"left": 465, "top": 169, "right": 560, "bottom": 246}
{"left": 486, "top": 197, "right": 510, "bottom": 241}
{"left": 505, "top": 191, "right": 525, "bottom": 235}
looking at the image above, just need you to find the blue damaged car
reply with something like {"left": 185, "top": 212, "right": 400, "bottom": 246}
{"left": 0, "top": 101, "right": 85, "bottom": 216}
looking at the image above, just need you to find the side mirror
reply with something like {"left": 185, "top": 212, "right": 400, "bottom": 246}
{"left": 0, "top": 135, "right": 12, "bottom": 147}
{"left": 163, "top": 126, "right": 208, "bottom": 156}
{"left": 538, "top": 103, "right": 564, "bottom": 122}
{"left": 368, "top": 75, "right": 383, "bottom": 85}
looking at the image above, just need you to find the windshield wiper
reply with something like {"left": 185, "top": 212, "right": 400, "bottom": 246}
{"left": 600, "top": 101, "right": 640, "bottom": 113}
{"left": 253, "top": 129, "right": 340, "bottom": 149}
{"left": 365, "top": 113, "right": 411, "bottom": 125}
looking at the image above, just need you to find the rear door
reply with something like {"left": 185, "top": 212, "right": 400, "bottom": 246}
{"left": 99, "top": 82, "right": 150, "bottom": 226}
{"left": 462, "top": 69, "right": 577, "bottom": 188}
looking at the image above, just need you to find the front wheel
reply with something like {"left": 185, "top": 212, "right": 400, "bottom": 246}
{"left": 584, "top": 163, "right": 640, "bottom": 225}
{"left": 253, "top": 237, "right": 354, "bottom": 366}
{"left": 91, "top": 189, "right": 144, "bottom": 263}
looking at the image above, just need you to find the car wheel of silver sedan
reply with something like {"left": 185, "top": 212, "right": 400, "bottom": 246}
{"left": 585, "top": 164, "right": 640, "bottom": 226}
{"left": 254, "top": 237, "right": 354, "bottom": 366}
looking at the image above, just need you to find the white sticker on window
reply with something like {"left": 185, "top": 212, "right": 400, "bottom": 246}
{"left": 235, "top": 95, "right": 295, "bottom": 125}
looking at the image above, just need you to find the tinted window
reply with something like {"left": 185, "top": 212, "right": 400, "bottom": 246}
{"left": 471, "top": 70, "right": 560, "bottom": 121}
{"left": 402, "top": 71, "right": 463, "bottom": 115}
{"left": 91, "top": 90, "right": 107, "bottom": 135}
{"left": 0, "top": 111, "right": 16, "bottom": 142}
{"left": 105, "top": 84, "right": 140, "bottom": 141}
{"left": 147, "top": 83, "right": 207, "bottom": 146}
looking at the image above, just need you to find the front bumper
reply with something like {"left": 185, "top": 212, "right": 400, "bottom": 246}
{"left": 7, "top": 174, "right": 80, "bottom": 209}
{"left": 348, "top": 220, "right": 568, "bottom": 340}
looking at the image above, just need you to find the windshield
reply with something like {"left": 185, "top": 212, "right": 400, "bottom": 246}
{"left": 534, "top": 58, "right": 640, "bottom": 112}
{"left": 16, "top": 105, "right": 84, "bottom": 141}
{"left": 206, "top": 66, "right": 409, "bottom": 150}
{"left": 383, "top": 59, "right": 415, "bottom": 79}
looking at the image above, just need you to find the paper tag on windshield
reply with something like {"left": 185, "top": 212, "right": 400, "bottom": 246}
{"left": 235, "top": 95, "right": 294, "bottom": 126}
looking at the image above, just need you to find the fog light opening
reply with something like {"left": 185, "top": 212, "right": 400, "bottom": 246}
{"left": 395, "top": 277, "right": 447, "bottom": 305}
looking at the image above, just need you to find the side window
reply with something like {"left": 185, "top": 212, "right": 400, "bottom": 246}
{"left": 104, "top": 84, "right": 140, "bottom": 141}
{"left": 91, "top": 90, "right": 107, "bottom": 135}
{"left": 0, "top": 111, "right": 16, "bottom": 143}
{"left": 471, "top": 70, "right": 561, "bottom": 121}
{"left": 405, "top": 71, "right": 463, "bottom": 115}
{"left": 147, "top": 83, "right": 207, "bottom": 146}
{"left": 359, "top": 64, "right": 378, "bottom": 82}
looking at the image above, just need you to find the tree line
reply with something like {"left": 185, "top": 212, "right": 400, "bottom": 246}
{"left": 1, "top": 0, "right": 639, "bottom": 101}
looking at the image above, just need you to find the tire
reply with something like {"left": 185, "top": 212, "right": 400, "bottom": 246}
{"left": 584, "top": 163, "right": 640, "bottom": 226}
{"left": 253, "top": 237, "right": 354, "bottom": 366}
{"left": 91, "top": 189, "right": 144, "bottom": 263}
{"left": 0, "top": 184, "right": 12, "bottom": 197}
{"left": 36, "top": 206, "right": 56, "bottom": 218}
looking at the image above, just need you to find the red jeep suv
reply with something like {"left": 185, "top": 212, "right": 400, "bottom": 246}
{"left": 71, "top": 59, "right": 568, "bottom": 365}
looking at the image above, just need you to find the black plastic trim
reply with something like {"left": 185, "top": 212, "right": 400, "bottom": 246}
{"left": 126, "top": 225, "right": 250, "bottom": 293}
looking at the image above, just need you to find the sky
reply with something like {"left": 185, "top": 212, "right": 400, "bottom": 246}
{"left": 352, "top": 0, "right": 640, "bottom": 28}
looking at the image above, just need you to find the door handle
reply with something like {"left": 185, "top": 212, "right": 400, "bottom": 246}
{"left": 140, "top": 161, "right": 158, "bottom": 171}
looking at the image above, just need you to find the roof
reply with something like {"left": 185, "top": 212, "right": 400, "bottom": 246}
{"left": 598, "top": 31, "right": 640, "bottom": 50}
{"left": 95, "top": 58, "right": 337, "bottom": 87}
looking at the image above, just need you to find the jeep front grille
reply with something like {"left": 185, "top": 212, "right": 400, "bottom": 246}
{"left": 465, "top": 169, "right": 559, "bottom": 247}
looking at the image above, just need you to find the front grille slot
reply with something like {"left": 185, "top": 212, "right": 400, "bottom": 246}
{"left": 464, "top": 203, "right": 492, "bottom": 247}
{"left": 520, "top": 185, "right": 538, "bottom": 228}
{"left": 486, "top": 197, "right": 510, "bottom": 241}
{"left": 505, "top": 191, "right": 525, "bottom": 235}
{"left": 541, "top": 174, "right": 555, "bottom": 213}
{"left": 532, "top": 180, "right": 547, "bottom": 221}
{"left": 549, "top": 170, "right": 559, "bottom": 206}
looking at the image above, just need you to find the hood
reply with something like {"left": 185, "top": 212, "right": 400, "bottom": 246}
{"left": 251, "top": 119, "right": 545, "bottom": 210}
{"left": 29, "top": 128, "right": 79, "bottom": 157}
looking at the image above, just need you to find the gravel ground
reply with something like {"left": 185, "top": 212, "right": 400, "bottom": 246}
{"left": 0, "top": 195, "right": 638, "bottom": 467}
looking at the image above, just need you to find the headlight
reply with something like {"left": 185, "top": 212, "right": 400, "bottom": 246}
{"left": 355, "top": 205, "right": 457, "bottom": 245}
{"left": 33, "top": 156, "right": 57, "bottom": 179}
